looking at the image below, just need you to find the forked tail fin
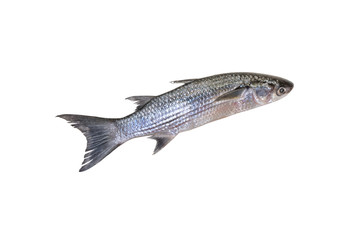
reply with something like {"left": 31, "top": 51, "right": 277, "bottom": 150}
{"left": 57, "top": 114, "right": 122, "bottom": 172}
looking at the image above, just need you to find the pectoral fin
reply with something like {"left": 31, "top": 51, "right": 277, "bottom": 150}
{"left": 126, "top": 96, "right": 155, "bottom": 111}
{"left": 215, "top": 86, "right": 248, "bottom": 102}
{"left": 149, "top": 132, "right": 177, "bottom": 154}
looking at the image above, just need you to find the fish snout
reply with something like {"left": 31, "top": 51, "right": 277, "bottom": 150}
{"left": 275, "top": 78, "right": 293, "bottom": 97}
{"left": 283, "top": 79, "right": 294, "bottom": 93}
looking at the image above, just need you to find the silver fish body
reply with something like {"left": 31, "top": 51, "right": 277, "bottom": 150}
{"left": 58, "top": 72, "right": 293, "bottom": 171}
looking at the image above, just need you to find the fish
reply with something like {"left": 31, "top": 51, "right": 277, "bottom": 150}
{"left": 58, "top": 72, "right": 294, "bottom": 172}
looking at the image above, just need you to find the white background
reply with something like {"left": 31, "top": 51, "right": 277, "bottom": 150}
{"left": 1, "top": 0, "right": 359, "bottom": 239}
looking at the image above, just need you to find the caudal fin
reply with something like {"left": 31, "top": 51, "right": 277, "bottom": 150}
{"left": 57, "top": 114, "right": 122, "bottom": 172}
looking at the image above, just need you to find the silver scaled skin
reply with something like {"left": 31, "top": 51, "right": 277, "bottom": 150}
{"left": 58, "top": 72, "right": 294, "bottom": 171}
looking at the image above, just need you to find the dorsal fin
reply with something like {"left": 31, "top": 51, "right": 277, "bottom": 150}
{"left": 170, "top": 78, "right": 198, "bottom": 84}
{"left": 215, "top": 86, "right": 248, "bottom": 102}
{"left": 126, "top": 95, "right": 155, "bottom": 111}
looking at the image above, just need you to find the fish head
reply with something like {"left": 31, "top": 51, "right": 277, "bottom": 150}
{"left": 251, "top": 74, "right": 293, "bottom": 104}
{"left": 271, "top": 76, "right": 294, "bottom": 102}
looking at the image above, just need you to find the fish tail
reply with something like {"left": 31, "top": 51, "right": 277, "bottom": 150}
{"left": 57, "top": 114, "right": 123, "bottom": 172}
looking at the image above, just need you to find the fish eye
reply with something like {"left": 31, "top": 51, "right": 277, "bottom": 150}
{"left": 277, "top": 87, "right": 286, "bottom": 96}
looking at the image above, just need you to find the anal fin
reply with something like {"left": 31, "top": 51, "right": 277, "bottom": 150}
{"left": 149, "top": 131, "right": 177, "bottom": 154}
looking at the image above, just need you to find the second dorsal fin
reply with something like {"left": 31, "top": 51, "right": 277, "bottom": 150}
{"left": 126, "top": 95, "right": 155, "bottom": 111}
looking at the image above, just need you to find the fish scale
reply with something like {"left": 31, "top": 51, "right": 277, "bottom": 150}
{"left": 123, "top": 75, "right": 240, "bottom": 138}
{"left": 58, "top": 72, "right": 293, "bottom": 171}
